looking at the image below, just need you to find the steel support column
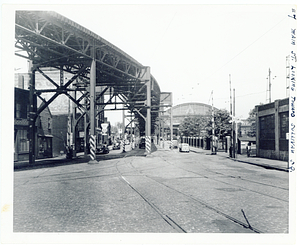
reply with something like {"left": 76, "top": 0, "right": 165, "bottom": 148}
{"left": 89, "top": 55, "right": 96, "bottom": 162}
{"left": 28, "top": 61, "right": 37, "bottom": 164}
{"left": 145, "top": 67, "right": 151, "bottom": 154}
{"left": 84, "top": 97, "right": 88, "bottom": 157}
{"left": 72, "top": 84, "right": 77, "bottom": 158}
{"left": 122, "top": 106, "right": 126, "bottom": 153}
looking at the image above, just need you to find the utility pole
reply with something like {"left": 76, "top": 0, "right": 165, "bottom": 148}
{"left": 229, "top": 74, "right": 232, "bottom": 116}
{"left": 170, "top": 107, "right": 173, "bottom": 148}
{"left": 233, "top": 88, "right": 236, "bottom": 158}
{"left": 229, "top": 75, "right": 234, "bottom": 158}
{"left": 211, "top": 90, "right": 216, "bottom": 155}
{"left": 268, "top": 68, "right": 271, "bottom": 103}
{"left": 170, "top": 93, "right": 173, "bottom": 149}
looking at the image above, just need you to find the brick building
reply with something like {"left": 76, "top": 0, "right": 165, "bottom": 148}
{"left": 255, "top": 98, "right": 289, "bottom": 161}
{"left": 14, "top": 86, "right": 53, "bottom": 161}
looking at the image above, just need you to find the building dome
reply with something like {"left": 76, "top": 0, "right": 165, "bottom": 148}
{"left": 165, "top": 102, "right": 215, "bottom": 125}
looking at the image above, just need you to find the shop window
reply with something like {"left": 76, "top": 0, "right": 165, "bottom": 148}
{"left": 19, "top": 129, "right": 29, "bottom": 152}
{"left": 280, "top": 112, "right": 289, "bottom": 138}
{"left": 279, "top": 112, "right": 289, "bottom": 151}
{"left": 48, "top": 118, "right": 51, "bottom": 134}
{"left": 16, "top": 103, "right": 21, "bottom": 119}
{"left": 259, "top": 115, "right": 275, "bottom": 150}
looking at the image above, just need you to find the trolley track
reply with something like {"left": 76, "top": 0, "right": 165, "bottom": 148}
{"left": 115, "top": 157, "right": 262, "bottom": 233}
{"left": 161, "top": 151, "right": 288, "bottom": 190}
{"left": 13, "top": 148, "right": 288, "bottom": 233}
{"left": 14, "top": 160, "right": 130, "bottom": 186}
{"left": 158, "top": 153, "right": 288, "bottom": 202}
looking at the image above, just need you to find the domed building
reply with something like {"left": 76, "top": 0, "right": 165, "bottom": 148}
{"left": 162, "top": 102, "right": 215, "bottom": 138}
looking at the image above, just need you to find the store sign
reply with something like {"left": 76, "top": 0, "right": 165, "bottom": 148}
{"left": 101, "top": 123, "right": 109, "bottom": 135}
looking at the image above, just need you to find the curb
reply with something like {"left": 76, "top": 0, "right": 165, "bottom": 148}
{"left": 189, "top": 148, "right": 288, "bottom": 172}
{"left": 231, "top": 158, "right": 289, "bottom": 172}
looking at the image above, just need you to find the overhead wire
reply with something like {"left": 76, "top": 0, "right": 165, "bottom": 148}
{"left": 202, "top": 15, "right": 287, "bottom": 82}
{"left": 184, "top": 15, "right": 287, "bottom": 106}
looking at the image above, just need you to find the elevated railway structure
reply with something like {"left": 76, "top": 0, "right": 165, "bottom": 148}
{"left": 15, "top": 11, "right": 163, "bottom": 163}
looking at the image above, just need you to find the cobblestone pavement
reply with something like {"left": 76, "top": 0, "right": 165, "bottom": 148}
{"left": 13, "top": 145, "right": 289, "bottom": 235}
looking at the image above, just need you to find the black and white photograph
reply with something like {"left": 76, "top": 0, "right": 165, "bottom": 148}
{"left": 1, "top": 1, "right": 298, "bottom": 245}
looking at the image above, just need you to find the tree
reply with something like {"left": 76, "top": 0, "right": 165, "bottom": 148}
{"left": 246, "top": 108, "right": 256, "bottom": 137}
{"left": 205, "top": 109, "right": 232, "bottom": 139}
{"left": 179, "top": 116, "right": 209, "bottom": 137}
{"left": 178, "top": 109, "right": 232, "bottom": 139}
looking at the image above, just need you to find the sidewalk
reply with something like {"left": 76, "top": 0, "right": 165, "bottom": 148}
{"left": 14, "top": 145, "right": 135, "bottom": 170}
{"left": 189, "top": 146, "right": 289, "bottom": 172}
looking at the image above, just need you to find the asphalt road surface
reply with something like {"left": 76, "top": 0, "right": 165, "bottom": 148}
{"left": 14, "top": 146, "right": 289, "bottom": 233}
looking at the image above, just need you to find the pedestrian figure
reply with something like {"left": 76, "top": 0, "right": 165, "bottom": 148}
{"left": 246, "top": 142, "right": 251, "bottom": 157}
{"left": 229, "top": 145, "right": 233, "bottom": 158}
{"left": 66, "top": 145, "right": 73, "bottom": 159}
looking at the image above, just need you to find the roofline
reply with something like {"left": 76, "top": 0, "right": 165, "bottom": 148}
{"left": 167, "top": 102, "right": 218, "bottom": 112}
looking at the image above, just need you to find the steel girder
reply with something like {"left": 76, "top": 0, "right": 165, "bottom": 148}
{"left": 15, "top": 11, "right": 161, "bottom": 133}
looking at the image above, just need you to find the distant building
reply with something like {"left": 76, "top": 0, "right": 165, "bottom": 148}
{"left": 161, "top": 102, "right": 217, "bottom": 150}
{"left": 14, "top": 87, "right": 30, "bottom": 161}
{"left": 15, "top": 70, "right": 107, "bottom": 158}
{"left": 238, "top": 119, "right": 253, "bottom": 137}
{"left": 255, "top": 98, "right": 289, "bottom": 161}
{"left": 14, "top": 70, "right": 72, "bottom": 115}
{"left": 164, "top": 102, "right": 214, "bottom": 136}
{"left": 52, "top": 114, "right": 68, "bottom": 157}
{"left": 36, "top": 101, "right": 53, "bottom": 159}
{"left": 14, "top": 86, "right": 53, "bottom": 161}
{"left": 237, "top": 119, "right": 256, "bottom": 155}
{"left": 52, "top": 113, "right": 85, "bottom": 157}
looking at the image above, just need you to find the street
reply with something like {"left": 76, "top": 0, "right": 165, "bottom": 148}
{"left": 13, "top": 146, "right": 289, "bottom": 233}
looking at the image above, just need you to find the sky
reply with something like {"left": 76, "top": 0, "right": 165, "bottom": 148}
{"left": 12, "top": 3, "right": 295, "bottom": 124}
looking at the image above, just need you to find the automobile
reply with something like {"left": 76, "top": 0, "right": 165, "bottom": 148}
{"left": 172, "top": 140, "right": 178, "bottom": 149}
{"left": 178, "top": 143, "right": 189, "bottom": 152}
{"left": 139, "top": 137, "right": 146, "bottom": 149}
{"left": 96, "top": 144, "right": 109, "bottom": 154}
{"left": 112, "top": 142, "right": 121, "bottom": 150}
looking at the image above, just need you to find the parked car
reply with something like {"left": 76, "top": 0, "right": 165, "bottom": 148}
{"left": 96, "top": 144, "right": 109, "bottom": 154}
{"left": 113, "top": 142, "right": 121, "bottom": 150}
{"left": 178, "top": 143, "right": 189, "bottom": 152}
{"left": 172, "top": 140, "right": 178, "bottom": 149}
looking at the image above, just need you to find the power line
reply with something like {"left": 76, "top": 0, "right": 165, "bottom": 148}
{"left": 213, "top": 90, "right": 266, "bottom": 101}
{"left": 150, "top": 12, "right": 177, "bottom": 59}
{"left": 193, "top": 15, "right": 287, "bottom": 88}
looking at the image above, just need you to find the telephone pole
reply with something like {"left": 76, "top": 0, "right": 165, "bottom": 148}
{"left": 229, "top": 74, "right": 232, "bottom": 116}
{"left": 233, "top": 88, "right": 236, "bottom": 158}
{"left": 211, "top": 90, "right": 216, "bottom": 155}
{"left": 229, "top": 75, "right": 234, "bottom": 158}
{"left": 268, "top": 68, "right": 271, "bottom": 103}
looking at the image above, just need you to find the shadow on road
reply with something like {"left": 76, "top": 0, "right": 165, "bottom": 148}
{"left": 14, "top": 144, "right": 157, "bottom": 172}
